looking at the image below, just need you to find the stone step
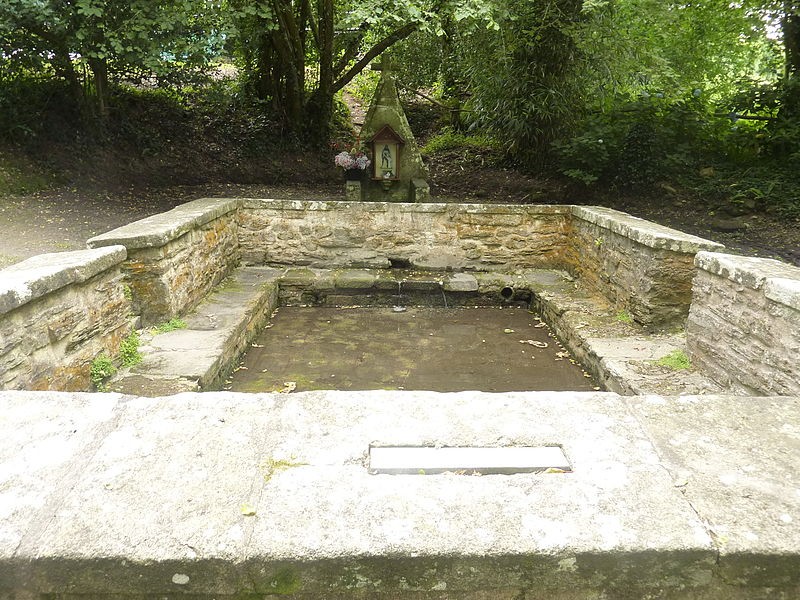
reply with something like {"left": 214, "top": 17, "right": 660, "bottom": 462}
{"left": 110, "top": 267, "right": 282, "bottom": 396}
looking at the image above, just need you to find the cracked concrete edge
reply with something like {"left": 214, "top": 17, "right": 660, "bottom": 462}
{"left": 572, "top": 206, "right": 725, "bottom": 253}
{"left": 87, "top": 198, "right": 240, "bottom": 250}
{"left": 0, "top": 245, "right": 127, "bottom": 316}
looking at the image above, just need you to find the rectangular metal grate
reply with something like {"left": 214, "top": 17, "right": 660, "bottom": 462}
{"left": 368, "top": 445, "right": 571, "bottom": 475}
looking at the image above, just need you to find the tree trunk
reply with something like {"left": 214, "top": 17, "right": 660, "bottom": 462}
{"left": 269, "top": 0, "right": 305, "bottom": 126}
{"left": 782, "top": 2, "right": 800, "bottom": 118}
{"left": 309, "top": 0, "right": 334, "bottom": 139}
{"left": 88, "top": 57, "right": 109, "bottom": 119}
{"left": 784, "top": 2, "right": 800, "bottom": 79}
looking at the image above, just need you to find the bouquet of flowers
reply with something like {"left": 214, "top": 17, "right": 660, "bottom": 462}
{"left": 334, "top": 149, "right": 371, "bottom": 171}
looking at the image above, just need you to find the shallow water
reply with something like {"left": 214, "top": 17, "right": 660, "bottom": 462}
{"left": 227, "top": 307, "right": 598, "bottom": 393}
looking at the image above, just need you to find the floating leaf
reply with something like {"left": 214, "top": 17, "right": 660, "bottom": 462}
{"left": 240, "top": 503, "right": 257, "bottom": 516}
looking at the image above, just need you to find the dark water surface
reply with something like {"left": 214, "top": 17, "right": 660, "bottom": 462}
{"left": 227, "top": 307, "right": 598, "bottom": 393}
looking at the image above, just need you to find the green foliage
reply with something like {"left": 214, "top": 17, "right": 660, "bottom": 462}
{"left": 553, "top": 90, "right": 732, "bottom": 188}
{"left": 348, "top": 70, "right": 380, "bottom": 106}
{"left": 90, "top": 354, "right": 117, "bottom": 391}
{"left": 615, "top": 310, "right": 634, "bottom": 324}
{"left": 151, "top": 318, "right": 188, "bottom": 334}
{"left": 656, "top": 350, "right": 692, "bottom": 371}
{"left": 0, "top": 0, "right": 222, "bottom": 118}
{"left": 119, "top": 331, "right": 142, "bottom": 367}
{"left": 421, "top": 129, "right": 498, "bottom": 155}
{"left": 459, "top": 0, "right": 588, "bottom": 168}
{"left": 690, "top": 162, "right": 800, "bottom": 219}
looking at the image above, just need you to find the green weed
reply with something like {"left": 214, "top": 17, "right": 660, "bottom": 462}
{"left": 151, "top": 318, "right": 187, "bottom": 334}
{"left": 615, "top": 310, "right": 634, "bottom": 324}
{"left": 421, "top": 130, "right": 498, "bottom": 155}
{"left": 119, "top": 331, "right": 142, "bottom": 367}
{"left": 656, "top": 349, "right": 692, "bottom": 370}
{"left": 90, "top": 354, "right": 117, "bottom": 391}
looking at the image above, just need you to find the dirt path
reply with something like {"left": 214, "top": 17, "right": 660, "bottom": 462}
{"left": 0, "top": 183, "right": 339, "bottom": 267}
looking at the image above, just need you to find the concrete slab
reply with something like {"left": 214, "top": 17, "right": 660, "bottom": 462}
{"left": 10, "top": 393, "right": 271, "bottom": 596}
{"left": 0, "top": 246, "right": 126, "bottom": 315}
{"left": 87, "top": 197, "right": 239, "bottom": 250}
{"left": 0, "top": 392, "right": 122, "bottom": 585}
{"left": 1, "top": 390, "right": 799, "bottom": 598}
{"left": 573, "top": 206, "right": 724, "bottom": 253}
{"left": 628, "top": 395, "right": 800, "bottom": 587}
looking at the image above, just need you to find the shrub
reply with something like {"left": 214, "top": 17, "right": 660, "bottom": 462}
{"left": 421, "top": 129, "right": 498, "bottom": 155}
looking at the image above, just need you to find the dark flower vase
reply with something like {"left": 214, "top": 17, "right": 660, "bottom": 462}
{"left": 344, "top": 168, "right": 363, "bottom": 181}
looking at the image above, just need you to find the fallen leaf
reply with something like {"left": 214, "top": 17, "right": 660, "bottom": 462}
{"left": 519, "top": 340, "right": 548, "bottom": 348}
{"left": 279, "top": 381, "right": 297, "bottom": 393}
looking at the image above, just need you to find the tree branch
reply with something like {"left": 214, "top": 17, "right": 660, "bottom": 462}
{"left": 333, "top": 23, "right": 367, "bottom": 76}
{"left": 332, "top": 22, "right": 417, "bottom": 94}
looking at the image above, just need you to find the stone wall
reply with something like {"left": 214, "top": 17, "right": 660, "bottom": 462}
{"left": 567, "top": 206, "right": 724, "bottom": 329}
{"left": 0, "top": 247, "right": 130, "bottom": 391}
{"left": 238, "top": 200, "right": 573, "bottom": 270}
{"left": 5, "top": 197, "right": 795, "bottom": 397}
{"left": 89, "top": 197, "right": 241, "bottom": 325}
{"left": 238, "top": 201, "right": 722, "bottom": 328}
{"left": 687, "top": 252, "right": 800, "bottom": 396}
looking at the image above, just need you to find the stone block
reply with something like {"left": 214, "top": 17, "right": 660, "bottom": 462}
{"left": 345, "top": 180, "right": 362, "bottom": 202}
{"left": 334, "top": 269, "right": 377, "bottom": 289}
{"left": 0, "top": 247, "right": 126, "bottom": 315}
{"left": 410, "top": 178, "right": 429, "bottom": 203}
{"left": 442, "top": 273, "right": 479, "bottom": 292}
{"left": 0, "top": 254, "right": 131, "bottom": 391}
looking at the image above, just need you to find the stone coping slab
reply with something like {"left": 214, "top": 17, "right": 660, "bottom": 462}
{"left": 573, "top": 205, "right": 725, "bottom": 253}
{"left": 0, "top": 246, "right": 126, "bottom": 315}
{"left": 696, "top": 251, "right": 800, "bottom": 309}
{"left": 1, "top": 391, "right": 798, "bottom": 598}
{"left": 87, "top": 197, "right": 240, "bottom": 250}
{"left": 239, "top": 197, "right": 572, "bottom": 215}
